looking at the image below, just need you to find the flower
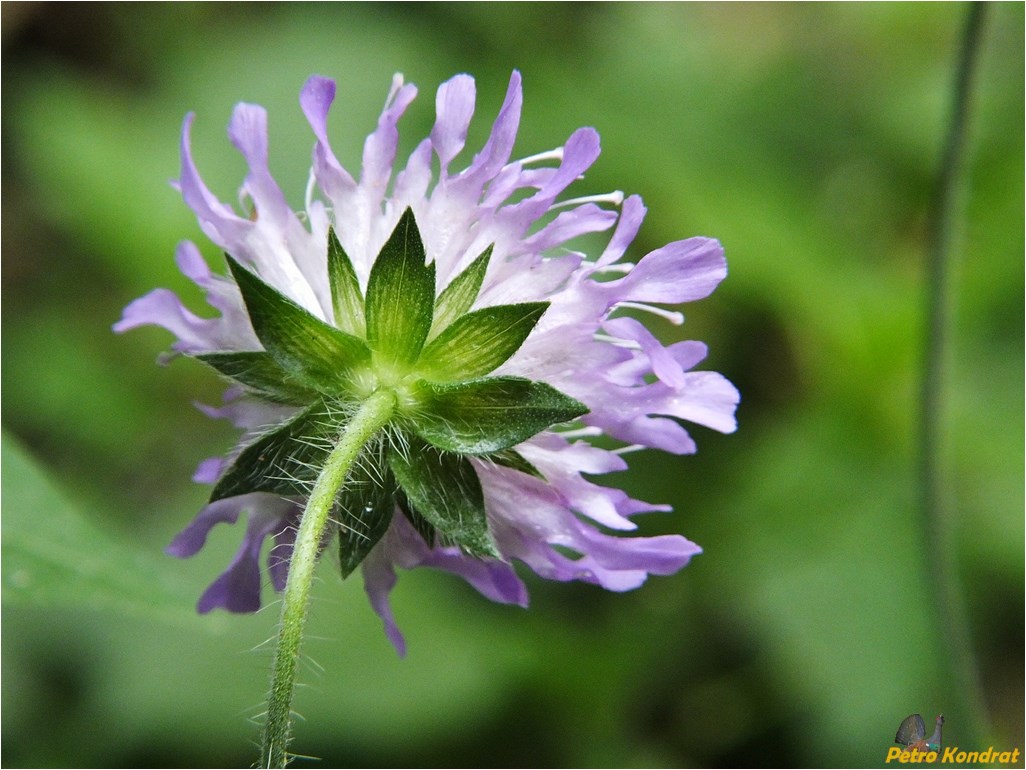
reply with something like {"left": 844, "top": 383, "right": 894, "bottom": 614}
{"left": 115, "top": 71, "right": 739, "bottom": 655}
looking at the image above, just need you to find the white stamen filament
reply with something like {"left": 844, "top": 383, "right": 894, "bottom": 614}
{"left": 557, "top": 426, "right": 604, "bottom": 439}
{"left": 615, "top": 301, "right": 685, "bottom": 326}
{"left": 519, "top": 148, "right": 564, "bottom": 165}
{"left": 593, "top": 333, "right": 641, "bottom": 349}
{"left": 305, "top": 169, "right": 317, "bottom": 212}
{"left": 551, "top": 191, "right": 625, "bottom": 210}
{"left": 612, "top": 444, "right": 645, "bottom": 455}
{"left": 385, "top": 73, "right": 405, "bottom": 105}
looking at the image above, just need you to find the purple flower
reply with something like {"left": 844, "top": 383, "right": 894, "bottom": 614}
{"left": 116, "top": 71, "right": 739, "bottom": 655}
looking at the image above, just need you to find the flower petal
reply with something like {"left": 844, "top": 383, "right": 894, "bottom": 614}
{"left": 523, "top": 203, "right": 618, "bottom": 254}
{"left": 431, "top": 73, "right": 476, "bottom": 171}
{"left": 178, "top": 113, "right": 250, "bottom": 249}
{"left": 447, "top": 70, "right": 522, "bottom": 199}
{"left": 512, "top": 435, "right": 671, "bottom": 532}
{"left": 196, "top": 505, "right": 291, "bottom": 614}
{"left": 497, "top": 128, "right": 602, "bottom": 239}
{"left": 602, "top": 315, "right": 686, "bottom": 388}
{"left": 361, "top": 545, "right": 406, "bottom": 657}
{"left": 576, "top": 372, "right": 740, "bottom": 453}
{"left": 227, "top": 104, "right": 330, "bottom": 318}
{"left": 192, "top": 456, "right": 224, "bottom": 484}
{"left": 391, "top": 515, "right": 528, "bottom": 605}
{"left": 621, "top": 237, "right": 727, "bottom": 304}
{"left": 393, "top": 138, "right": 433, "bottom": 208}
{"left": 300, "top": 75, "right": 357, "bottom": 200}
{"left": 596, "top": 194, "right": 646, "bottom": 267}
{"left": 361, "top": 74, "right": 418, "bottom": 198}
{"left": 113, "top": 287, "right": 216, "bottom": 353}
{"left": 482, "top": 466, "right": 697, "bottom": 590}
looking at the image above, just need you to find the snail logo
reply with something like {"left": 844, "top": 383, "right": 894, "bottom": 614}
{"left": 896, "top": 714, "right": 946, "bottom": 753}
{"left": 885, "top": 713, "right": 944, "bottom": 763}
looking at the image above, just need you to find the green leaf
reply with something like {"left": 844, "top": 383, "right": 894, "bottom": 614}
{"left": 210, "top": 400, "right": 341, "bottom": 501}
{"left": 195, "top": 351, "right": 318, "bottom": 405}
{"left": 416, "top": 302, "right": 548, "bottom": 382}
{"left": 327, "top": 226, "right": 366, "bottom": 338}
{"left": 0, "top": 432, "right": 195, "bottom": 615}
{"left": 430, "top": 245, "right": 492, "bottom": 339}
{"left": 364, "top": 208, "right": 436, "bottom": 370}
{"left": 337, "top": 443, "right": 396, "bottom": 578}
{"left": 388, "top": 437, "right": 497, "bottom": 558}
{"left": 227, "top": 255, "right": 370, "bottom": 393}
{"left": 482, "top": 448, "right": 545, "bottom": 479}
{"left": 396, "top": 491, "right": 437, "bottom": 547}
{"left": 407, "top": 377, "right": 589, "bottom": 454}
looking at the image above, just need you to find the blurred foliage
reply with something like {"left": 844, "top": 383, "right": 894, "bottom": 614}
{"left": 1, "top": 433, "right": 197, "bottom": 615}
{"left": 2, "top": 2, "right": 1022, "bottom": 767}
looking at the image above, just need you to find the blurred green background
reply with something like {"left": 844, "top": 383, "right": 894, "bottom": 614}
{"left": 2, "top": 2, "right": 1022, "bottom": 767}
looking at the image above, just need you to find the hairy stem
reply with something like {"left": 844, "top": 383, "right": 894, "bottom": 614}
{"left": 919, "top": 1, "right": 988, "bottom": 744}
{"left": 260, "top": 388, "right": 396, "bottom": 768}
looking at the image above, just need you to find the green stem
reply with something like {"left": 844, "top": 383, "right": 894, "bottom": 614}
{"left": 259, "top": 388, "right": 396, "bottom": 768}
{"left": 919, "top": 2, "right": 988, "bottom": 745}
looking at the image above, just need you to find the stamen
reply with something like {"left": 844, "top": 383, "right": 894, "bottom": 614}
{"left": 305, "top": 169, "right": 317, "bottom": 212}
{"left": 612, "top": 444, "right": 645, "bottom": 455}
{"left": 593, "top": 333, "right": 641, "bottom": 349}
{"left": 385, "top": 73, "right": 405, "bottom": 104}
{"left": 557, "top": 426, "right": 604, "bottom": 439}
{"left": 552, "top": 191, "right": 625, "bottom": 210}
{"left": 615, "top": 301, "right": 685, "bottom": 326}
{"left": 519, "top": 148, "right": 564, "bottom": 165}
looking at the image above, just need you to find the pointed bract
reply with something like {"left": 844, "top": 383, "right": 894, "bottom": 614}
{"left": 326, "top": 227, "right": 366, "bottom": 338}
{"left": 337, "top": 444, "right": 397, "bottom": 578}
{"left": 210, "top": 401, "right": 336, "bottom": 501}
{"left": 388, "top": 437, "right": 498, "bottom": 559}
{"left": 196, "top": 351, "right": 317, "bottom": 405}
{"left": 408, "top": 377, "right": 588, "bottom": 455}
{"left": 430, "top": 245, "right": 492, "bottom": 339}
{"left": 365, "top": 208, "right": 435, "bottom": 371}
{"left": 227, "top": 255, "right": 370, "bottom": 393}
{"left": 417, "top": 302, "right": 548, "bottom": 382}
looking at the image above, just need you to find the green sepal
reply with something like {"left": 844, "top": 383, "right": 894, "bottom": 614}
{"left": 364, "top": 208, "right": 436, "bottom": 370}
{"left": 406, "top": 377, "right": 589, "bottom": 454}
{"left": 226, "top": 255, "right": 370, "bottom": 393}
{"left": 416, "top": 302, "right": 548, "bottom": 382}
{"left": 387, "top": 436, "right": 498, "bottom": 558}
{"left": 326, "top": 227, "right": 366, "bottom": 338}
{"left": 396, "top": 490, "right": 437, "bottom": 547}
{"left": 336, "top": 443, "right": 396, "bottom": 578}
{"left": 210, "top": 400, "right": 339, "bottom": 501}
{"left": 483, "top": 448, "right": 545, "bottom": 479}
{"left": 429, "top": 245, "right": 492, "bottom": 339}
{"left": 195, "top": 351, "right": 317, "bottom": 405}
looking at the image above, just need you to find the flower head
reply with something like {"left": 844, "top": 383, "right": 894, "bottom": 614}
{"left": 116, "top": 71, "right": 739, "bottom": 655}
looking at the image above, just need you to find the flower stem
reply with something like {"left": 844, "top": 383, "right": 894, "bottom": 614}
{"left": 259, "top": 388, "right": 396, "bottom": 769}
{"left": 918, "top": 1, "right": 988, "bottom": 745}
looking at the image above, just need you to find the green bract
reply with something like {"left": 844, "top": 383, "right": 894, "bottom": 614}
{"left": 193, "top": 208, "right": 588, "bottom": 572}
